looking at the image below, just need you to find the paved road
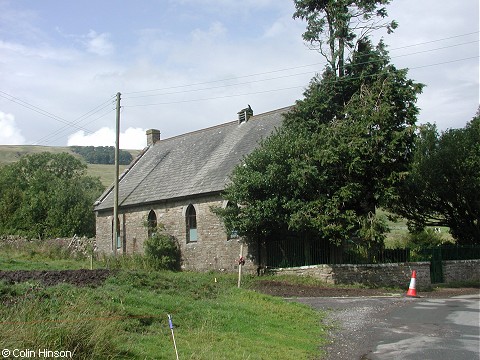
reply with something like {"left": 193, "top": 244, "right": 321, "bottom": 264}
{"left": 294, "top": 294, "right": 480, "bottom": 360}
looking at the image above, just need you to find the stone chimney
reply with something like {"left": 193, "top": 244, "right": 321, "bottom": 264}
{"left": 237, "top": 105, "right": 253, "bottom": 124}
{"left": 146, "top": 129, "right": 160, "bottom": 146}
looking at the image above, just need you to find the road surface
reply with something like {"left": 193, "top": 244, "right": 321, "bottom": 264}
{"left": 294, "top": 293, "right": 480, "bottom": 360}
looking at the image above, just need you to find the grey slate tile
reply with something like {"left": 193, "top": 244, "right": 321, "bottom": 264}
{"left": 94, "top": 106, "right": 291, "bottom": 211}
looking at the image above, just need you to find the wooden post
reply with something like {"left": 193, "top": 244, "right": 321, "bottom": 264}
{"left": 237, "top": 242, "right": 243, "bottom": 288}
{"left": 113, "top": 92, "right": 121, "bottom": 255}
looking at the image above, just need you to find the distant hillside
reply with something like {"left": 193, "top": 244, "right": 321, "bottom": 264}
{"left": 0, "top": 145, "right": 76, "bottom": 165}
{"left": 70, "top": 146, "right": 134, "bottom": 165}
{"left": 0, "top": 145, "right": 141, "bottom": 187}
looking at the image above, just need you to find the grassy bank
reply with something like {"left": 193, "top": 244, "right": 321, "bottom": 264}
{"left": 0, "top": 242, "right": 327, "bottom": 358}
{"left": 0, "top": 239, "right": 94, "bottom": 270}
{"left": 0, "top": 271, "right": 326, "bottom": 359}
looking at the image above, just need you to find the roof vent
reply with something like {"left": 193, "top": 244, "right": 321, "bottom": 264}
{"left": 237, "top": 105, "right": 253, "bottom": 124}
{"left": 146, "top": 129, "right": 160, "bottom": 146}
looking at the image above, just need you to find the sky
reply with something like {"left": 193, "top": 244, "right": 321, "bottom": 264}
{"left": 0, "top": 0, "right": 478, "bottom": 149}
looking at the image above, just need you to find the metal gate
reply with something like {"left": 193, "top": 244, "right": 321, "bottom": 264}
{"left": 430, "top": 248, "right": 444, "bottom": 283}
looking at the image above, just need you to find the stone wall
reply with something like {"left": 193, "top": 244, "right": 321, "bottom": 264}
{"left": 270, "top": 259, "right": 480, "bottom": 289}
{"left": 95, "top": 194, "right": 254, "bottom": 272}
{"left": 270, "top": 263, "right": 431, "bottom": 288}
{"left": 442, "top": 260, "right": 480, "bottom": 283}
{"left": 0, "top": 235, "right": 96, "bottom": 257}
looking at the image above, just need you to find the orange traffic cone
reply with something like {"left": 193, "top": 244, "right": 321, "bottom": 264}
{"left": 406, "top": 270, "right": 418, "bottom": 297}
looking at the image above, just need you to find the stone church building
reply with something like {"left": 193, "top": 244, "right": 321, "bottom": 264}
{"left": 94, "top": 106, "right": 290, "bottom": 272}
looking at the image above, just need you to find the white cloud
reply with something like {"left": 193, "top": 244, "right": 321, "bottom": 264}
{"left": 85, "top": 30, "right": 114, "bottom": 56}
{"left": 121, "top": 128, "right": 147, "bottom": 149}
{"left": 67, "top": 127, "right": 146, "bottom": 149}
{"left": 191, "top": 21, "right": 227, "bottom": 42}
{"left": 1, "top": 0, "right": 476, "bottom": 147}
{"left": 0, "top": 112, "right": 26, "bottom": 145}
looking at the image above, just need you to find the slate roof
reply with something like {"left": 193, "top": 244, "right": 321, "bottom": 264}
{"left": 93, "top": 106, "right": 291, "bottom": 212}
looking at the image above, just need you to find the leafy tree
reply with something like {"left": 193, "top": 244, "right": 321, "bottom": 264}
{"left": 293, "top": 0, "right": 397, "bottom": 77}
{"left": 216, "top": 0, "right": 422, "bottom": 252}
{"left": 0, "top": 152, "right": 105, "bottom": 239}
{"left": 390, "top": 113, "right": 480, "bottom": 244}
{"left": 217, "top": 38, "right": 422, "bottom": 248}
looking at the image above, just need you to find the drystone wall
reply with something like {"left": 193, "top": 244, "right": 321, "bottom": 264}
{"left": 0, "top": 235, "right": 95, "bottom": 257}
{"left": 270, "top": 259, "right": 480, "bottom": 288}
{"left": 269, "top": 263, "right": 430, "bottom": 288}
{"left": 442, "top": 260, "right": 480, "bottom": 283}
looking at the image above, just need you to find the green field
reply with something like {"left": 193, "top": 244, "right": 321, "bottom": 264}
{"left": 0, "top": 242, "right": 327, "bottom": 360}
{"left": 0, "top": 145, "right": 140, "bottom": 188}
{"left": 0, "top": 272, "right": 327, "bottom": 359}
{"left": 0, "top": 145, "right": 76, "bottom": 163}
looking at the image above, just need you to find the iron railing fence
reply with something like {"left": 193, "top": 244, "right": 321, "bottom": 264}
{"left": 265, "top": 238, "right": 480, "bottom": 268}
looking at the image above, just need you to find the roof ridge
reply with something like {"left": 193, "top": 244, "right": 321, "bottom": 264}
{"left": 93, "top": 105, "right": 290, "bottom": 211}
{"left": 152, "top": 105, "right": 293, "bottom": 145}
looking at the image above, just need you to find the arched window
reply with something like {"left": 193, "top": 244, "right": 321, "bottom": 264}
{"left": 111, "top": 217, "right": 121, "bottom": 250}
{"left": 225, "top": 202, "right": 239, "bottom": 240}
{"left": 147, "top": 210, "right": 157, "bottom": 238}
{"left": 186, "top": 204, "right": 197, "bottom": 243}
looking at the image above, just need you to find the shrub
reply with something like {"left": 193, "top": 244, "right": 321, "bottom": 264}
{"left": 403, "top": 228, "right": 447, "bottom": 248}
{"left": 144, "top": 231, "right": 180, "bottom": 271}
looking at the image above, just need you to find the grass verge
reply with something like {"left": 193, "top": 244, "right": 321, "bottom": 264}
{"left": 0, "top": 271, "right": 327, "bottom": 359}
{"left": 0, "top": 240, "right": 94, "bottom": 270}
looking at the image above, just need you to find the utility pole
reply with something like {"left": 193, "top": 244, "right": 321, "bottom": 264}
{"left": 113, "top": 92, "right": 121, "bottom": 256}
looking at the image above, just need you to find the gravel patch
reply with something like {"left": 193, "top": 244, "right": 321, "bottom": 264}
{"left": 293, "top": 296, "right": 411, "bottom": 359}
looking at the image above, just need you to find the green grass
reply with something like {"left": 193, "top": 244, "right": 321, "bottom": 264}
{"left": 0, "top": 240, "right": 94, "bottom": 270}
{"left": 0, "top": 243, "right": 327, "bottom": 359}
{"left": 378, "top": 208, "right": 454, "bottom": 248}
{"left": 0, "top": 271, "right": 326, "bottom": 359}
{"left": 86, "top": 163, "right": 130, "bottom": 187}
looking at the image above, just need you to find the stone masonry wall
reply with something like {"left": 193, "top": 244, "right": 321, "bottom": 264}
{"left": 270, "top": 259, "right": 480, "bottom": 288}
{"left": 442, "top": 260, "right": 480, "bottom": 283}
{"left": 270, "top": 263, "right": 431, "bottom": 288}
{"left": 96, "top": 194, "right": 254, "bottom": 273}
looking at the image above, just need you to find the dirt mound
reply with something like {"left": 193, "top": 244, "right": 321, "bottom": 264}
{"left": 0, "top": 269, "right": 112, "bottom": 287}
{"left": 253, "top": 280, "right": 395, "bottom": 297}
{"left": 253, "top": 280, "right": 479, "bottom": 298}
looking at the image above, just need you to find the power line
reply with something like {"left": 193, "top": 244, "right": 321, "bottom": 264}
{"left": 0, "top": 91, "right": 88, "bottom": 131}
{"left": 409, "top": 56, "right": 479, "bottom": 70}
{"left": 123, "top": 39, "right": 478, "bottom": 102}
{"left": 0, "top": 91, "right": 116, "bottom": 141}
{"left": 388, "top": 31, "right": 479, "bottom": 51}
{"left": 124, "top": 84, "right": 307, "bottom": 108}
{"left": 3, "top": 31, "right": 477, "bottom": 145}
{"left": 123, "top": 55, "right": 478, "bottom": 108}
{"left": 123, "top": 62, "right": 323, "bottom": 96}
{"left": 122, "top": 31, "right": 479, "bottom": 97}
{"left": 38, "top": 107, "right": 116, "bottom": 146}
{"left": 0, "top": 90, "right": 116, "bottom": 145}
{"left": 124, "top": 70, "right": 315, "bottom": 99}
{"left": 35, "top": 99, "right": 116, "bottom": 145}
